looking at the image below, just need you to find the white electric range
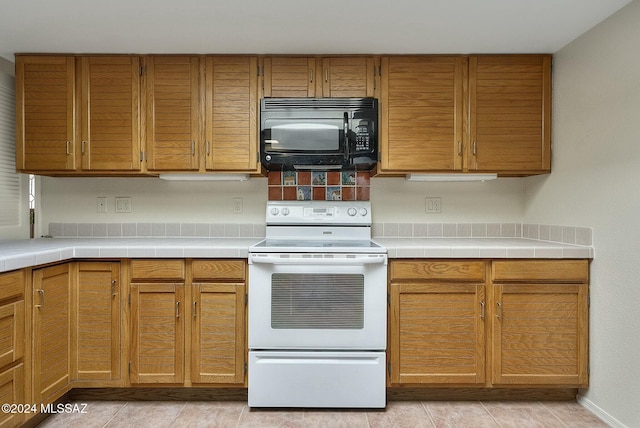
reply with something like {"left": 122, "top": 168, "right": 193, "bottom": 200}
{"left": 248, "top": 200, "right": 387, "bottom": 408}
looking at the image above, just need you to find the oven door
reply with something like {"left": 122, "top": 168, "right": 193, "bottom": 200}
{"left": 248, "top": 253, "right": 387, "bottom": 350}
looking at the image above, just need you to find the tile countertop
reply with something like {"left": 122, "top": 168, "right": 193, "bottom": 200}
{"left": 375, "top": 237, "right": 594, "bottom": 259}
{"left": 0, "top": 237, "right": 593, "bottom": 274}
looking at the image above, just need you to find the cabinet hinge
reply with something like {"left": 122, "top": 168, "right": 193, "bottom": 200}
{"left": 139, "top": 66, "right": 144, "bottom": 76}
{"left": 128, "top": 361, "right": 131, "bottom": 374}
{"left": 244, "top": 362, "right": 248, "bottom": 374}
{"left": 128, "top": 293, "right": 131, "bottom": 306}
{"left": 387, "top": 362, "right": 391, "bottom": 375}
{"left": 378, "top": 65, "right": 382, "bottom": 76}
{"left": 245, "top": 293, "right": 248, "bottom": 306}
{"left": 387, "top": 292, "right": 390, "bottom": 306}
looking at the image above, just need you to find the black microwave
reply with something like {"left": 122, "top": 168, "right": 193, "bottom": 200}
{"left": 260, "top": 97, "right": 378, "bottom": 171}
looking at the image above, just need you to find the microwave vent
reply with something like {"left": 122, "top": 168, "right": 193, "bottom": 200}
{"left": 262, "top": 98, "right": 377, "bottom": 110}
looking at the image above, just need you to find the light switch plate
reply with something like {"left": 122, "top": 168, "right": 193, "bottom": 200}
{"left": 115, "top": 197, "right": 132, "bottom": 213}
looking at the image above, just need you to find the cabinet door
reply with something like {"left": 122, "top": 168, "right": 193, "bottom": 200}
{"left": 32, "top": 263, "right": 71, "bottom": 403}
{"left": 79, "top": 56, "right": 141, "bottom": 171}
{"left": 145, "top": 56, "right": 201, "bottom": 171}
{"left": 262, "top": 57, "right": 316, "bottom": 97}
{"left": 0, "top": 301, "right": 25, "bottom": 370}
{"left": 389, "top": 283, "right": 485, "bottom": 385}
{"left": 130, "top": 283, "right": 184, "bottom": 384}
{"left": 380, "top": 56, "right": 465, "bottom": 172}
{"left": 0, "top": 364, "right": 25, "bottom": 428}
{"left": 492, "top": 284, "right": 588, "bottom": 386}
{"left": 320, "top": 57, "right": 377, "bottom": 98}
{"left": 191, "top": 283, "right": 245, "bottom": 384}
{"left": 74, "top": 262, "right": 121, "bottom": 381}
{"left": 469, "top": 55, "right": 551, "bottom": 174}
{"left": 205, "top": 56, "right": 258, "bottom": 172}
{"left": 15, "top": 56, "right": 76, "bottom": 172}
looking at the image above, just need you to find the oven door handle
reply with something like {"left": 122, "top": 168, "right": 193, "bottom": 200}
{"left": 249, "top": 255, "right": 387, "bottom": 265}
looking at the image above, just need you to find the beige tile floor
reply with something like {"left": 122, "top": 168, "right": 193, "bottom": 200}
{"left": 35, "top": 400, "right": 609, "bottom": 428}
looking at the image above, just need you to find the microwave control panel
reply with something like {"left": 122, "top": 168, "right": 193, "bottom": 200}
{"left": 354, "top": 120, "right": 372, "bottom": 152}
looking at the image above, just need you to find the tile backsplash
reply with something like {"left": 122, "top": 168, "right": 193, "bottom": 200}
{"left": 268, "top": 170, "right": 370, "bottom": 201}
{"left": 373, "top": 222, "right": 593, "bottom": 245}
{"left": 48, "top": 220, "right": 592, "bottom": 246}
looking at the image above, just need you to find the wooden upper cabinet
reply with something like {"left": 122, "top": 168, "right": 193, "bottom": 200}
{"left": 379, "top": 56, "right": 465, "bottom": 172}
{"left": 320, "top": 57, "right": 377, "bottom": 97}
{"left": 16, "top": 56, "right": 76, "bottom": 172}
{"left": 263, "top": 57, "right": 316, "bottom": 97}
{"left": 205, "top": 56, "right": 259, "bottom": 172}
{"left": 145, "top": 56, "right": 201, "bottom": 171}
{"left": 79, "top": 56, "right": 141, "bottom": 171}
{"left": 469, "top": 55, "right": 551, "bottom": 174}
{"left": 262, "top": 56, "right": 377, "bottom": 98}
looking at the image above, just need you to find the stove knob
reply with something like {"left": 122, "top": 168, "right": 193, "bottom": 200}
{"left": 359, "top": 208, "right": 368, "bottom": 216}
{"left": 281, "top": 208, "right": 290, "bottom": 216}
{"left": 347, "top": 207, "right": 357, "bottom": 216}
{"left": 270, "top": 207, "right": 279, "bottom": 216}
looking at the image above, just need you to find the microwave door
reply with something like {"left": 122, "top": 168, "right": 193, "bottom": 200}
{"left": 264, "top": 119, "right": 343, "bottom": 152}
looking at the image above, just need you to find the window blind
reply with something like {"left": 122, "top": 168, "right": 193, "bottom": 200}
{"left": 0, "top": 73, "right": 19, "bottom": 227}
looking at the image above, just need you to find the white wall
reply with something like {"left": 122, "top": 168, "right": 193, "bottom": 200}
{"left": 38, "top": 175, "right": 525, "bottom": 236}
{"left": 524, "top": 1, "right": 640, "bottom": 426}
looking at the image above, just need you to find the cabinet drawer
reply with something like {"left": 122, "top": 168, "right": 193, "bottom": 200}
{"left": 130, "top": 259, "right": 185, "bottom": 281}
{"left": 192, "top": 260, "right": 245, "bottom": 281}
{"left": 492, "top": 260, "right": 589, "bottom": 283}
{"left": 0, "top": 300, "right": 25, "bottom": 368}
{"left": 390, "top": 260, "right": 486, "bottom": 282}
{"left": 0, "top": 270, "right": 24, "bottom": 301}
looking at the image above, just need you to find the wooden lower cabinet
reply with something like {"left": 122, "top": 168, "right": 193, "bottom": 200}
{"left": 73, "top": 262, "right": 121, "bottom": 383}
{"left": 129, "top": 259, "right": 246, "bottom": 386}
{"left": 389, "top": 260, "right": 487, "bottom": 385}
{"left": 32, "top": 263, "right": 71, "bottom": 403}
{"left": 491, "top": 260, "right": 589, "bottom": 387}
{"left": 130, "top": 282, "right": 185, "bottom": 384}
{"left": 388, "top": 259, "right": 589, "bottom": 388}
{"left": 0, "top": 270, "right": 26, "bottom": 428}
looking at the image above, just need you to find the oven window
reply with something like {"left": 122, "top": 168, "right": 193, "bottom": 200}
{"left": 271, "top": 273, "right": 364, "bottom": 329}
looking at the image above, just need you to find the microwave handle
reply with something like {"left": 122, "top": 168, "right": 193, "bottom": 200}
{"left": 343, "top": 112, "right": 350, "bottom": 161}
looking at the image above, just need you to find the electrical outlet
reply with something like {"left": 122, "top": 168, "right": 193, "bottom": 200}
{"left": 115, "top": 197, "right": 132, "bottom": 213}
{"left": 97, "top": 197, "right": 107, "bottom": 213}
{"left": 233, "top": 198, "right": 243, "bottom": 214}
{"left": 425, "top": 197, "right": 442, "bottom": 214}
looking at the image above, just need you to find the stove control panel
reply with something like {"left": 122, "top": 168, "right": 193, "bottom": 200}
{"left": 266, "top": 201, "right": 372, "bottom": 225}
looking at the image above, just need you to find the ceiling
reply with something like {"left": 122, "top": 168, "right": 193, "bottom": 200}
{"left": 0, "top": 0, "right": 632, "bottom": 61}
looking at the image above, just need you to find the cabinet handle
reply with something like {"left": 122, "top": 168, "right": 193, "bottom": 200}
{"left": 496, "top": 302, "right": 502, "bottom": 319}
{"left": 111, "top": 279, "right": 117, "bottom": 297}
{"left": 473, "top": 141, "right": 477, "bottom": 156}
{"left": 191, "top": 141, "right": 196, "bottom": 156}
{"left": 373, "top": 66, "right": 377, "bottom": 91}
{"left": 66, "top": 141, "right": 72, "bottom": 155}
{"left": 309, "top": 69, "right": 313, "bottom": 83}
{"left": 176, "top": 301, "right": 180, "bottom": 318}
{"left": 480, "top": 301, "right": 485, "bottom": 320}
{"left": 458, "top": 140, "right": 462, "bottom": 156}
{"left": 193, "top": 301, "right": 197, "bottom": 318}
{"left": 81, "top": 141, "right": 87, "bottom": 154}
{"left": 206, "top": 141, "right": 211, "bottom": 156}
{"left": 324, "top": 68, "right": 328, "bottom": 82}
{"left": 35, "top": 289, "right": 45, "bottom": 308}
